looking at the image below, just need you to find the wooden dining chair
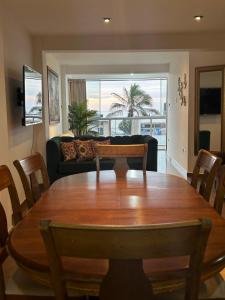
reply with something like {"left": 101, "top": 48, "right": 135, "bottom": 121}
{"left": 0, "top": 199, "right": 55, "bottom": 300}
{"left": 191, "top": 149, "right": 222, "bottom": 202}
{"left": 40, "top": 218, "right": 212, "bottom": 300}
{"left": 95, "top": 144, "right": 148, "bottom": 177}
{"left": 13, "top": 153, "right": 50, "bottom": 208}
{"left": 211, "top": 165, "right": 225, "bottom": 215}
{"left": 0, "top": 197, "right": 10, "bottom": 300}
{"left": 0, "top": 165, "right": 23, "bottom": 225}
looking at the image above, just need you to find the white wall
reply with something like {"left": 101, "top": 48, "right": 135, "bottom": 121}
{"left": 0, "top": 4, "right": 42, "bottom": 227}
{"left": 0, "top": 4, "right": 12, "bottom": 227}
{"left": 167, "top": 53, "right": 189, "bottom": 177}
{"left": 43, "top": 53, "right": 63, "bottom": 139}
{"left": 188, "top": 51, "right": 225, "bottom": 171}
{"left": 0, "top": 12, "right": 8, "bottom": 165}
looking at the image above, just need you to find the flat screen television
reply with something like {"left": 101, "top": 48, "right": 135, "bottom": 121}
{"left": 22, "top": 65, "right": 43, "bottom": 126}
{"left": 200, "top": 88, "right": 221, "bottom": 115}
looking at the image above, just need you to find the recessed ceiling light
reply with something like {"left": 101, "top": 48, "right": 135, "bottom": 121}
{"left": 130, "top": 73, "right": 134, "bottom": 76}
{"left": 194, "top": 15, "right": 203, "bottom": 22}
{"left": 103, "top": 17, "right": 112, "bottom": 23}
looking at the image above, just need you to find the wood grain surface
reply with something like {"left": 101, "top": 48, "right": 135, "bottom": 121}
{"left": 8, "top": 170, "right": 225, "bottom": 295}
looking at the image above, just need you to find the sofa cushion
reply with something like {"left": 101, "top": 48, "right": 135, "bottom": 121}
{"left": 58, "top": 158, "right": 115, "bottom": 174}
{"left": 98, "top": 158, "right": 114, "bottom": 170}
{"left": 74, "top": 140, "right": 95, "bottom": 160}
{"left": 110, "top": 135, "right": 142, "bottom": 145}
{"left": 99, "top": 158, "right": 143, "bottom": 170}
{"left": 127, "top": 158, "right": 144, "bottom": 170}
{"left": 59, "top": 159, "right": 96, "bottom": 174}
{"left": 60, "top": 141, "right": 77, "bottom": 161}
{"left": 74, "top": 135, "right": 142, "bottom": 144}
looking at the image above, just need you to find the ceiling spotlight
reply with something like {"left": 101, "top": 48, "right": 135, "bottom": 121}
{"left": 103, "top": 17, "right": 112, "bottom": 23}
{"left": 194, "top": 15, "right": 203, "bottom": 22}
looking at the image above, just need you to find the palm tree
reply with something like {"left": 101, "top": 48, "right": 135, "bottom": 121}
{"left": 107, "top": 83, "right": 158, "bottom": 118}
{"left": 36, "top": 92, "right": 42, "bottom": 105}
{"left": 107, "top": 83, "right": 159, "bottom": 134}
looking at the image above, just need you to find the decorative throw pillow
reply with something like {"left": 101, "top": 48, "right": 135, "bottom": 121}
{"left": 61, "top": 142, "right": 77, "bottom": 161}
{"left": 92, "top": 139, "right": 111, "bottom": 155}
{"left": 74, "top": 140, "right": 95, "bottom": 160}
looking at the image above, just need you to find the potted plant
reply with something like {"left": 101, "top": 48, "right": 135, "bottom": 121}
{"left": 68, "top": 102, "right": 98, "bottom": 136}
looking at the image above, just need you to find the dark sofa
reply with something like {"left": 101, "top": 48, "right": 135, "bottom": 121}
{"left": 46, "top": 135, "right": 158, "bottom": 184}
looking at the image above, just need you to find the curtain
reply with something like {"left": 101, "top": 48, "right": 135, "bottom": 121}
{"left": 68, "top": 79, "right": 86, "bottom": 105}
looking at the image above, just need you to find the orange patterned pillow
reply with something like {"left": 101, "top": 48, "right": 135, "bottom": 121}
{"left": 74, "top": 140, "right": 95, "bottom": 160}
{"left": 92, "top": 139, "right": 111, "bottom": 155}
{"left": 61, "top": 142, "right": 77, "bottom": 161}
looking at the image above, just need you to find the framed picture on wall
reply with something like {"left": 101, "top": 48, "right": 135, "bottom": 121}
{"left": 47, "top": 66, "right": 60, "bottom": 124}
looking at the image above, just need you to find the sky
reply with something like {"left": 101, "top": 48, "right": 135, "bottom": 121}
{"left": 25, "top": 76, "right": 42, "bottom": 112}
{"left": 86, "top": 79, "right": 167, "bottom": 117}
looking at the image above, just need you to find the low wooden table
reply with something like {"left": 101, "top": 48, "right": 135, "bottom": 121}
{"left": 8, "top": 171, "right": 225, "bottom": 296}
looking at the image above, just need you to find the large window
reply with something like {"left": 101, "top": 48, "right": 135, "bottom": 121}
{"left": 86, "top": 79, "right": 167, "bottom": 117}
{"left": 86, "top": 78, "right": 167, "bottom": 149}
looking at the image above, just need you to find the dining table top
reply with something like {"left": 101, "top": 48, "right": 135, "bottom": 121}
{"left": 8, "top": 170, "right": 225, "bottom": 295}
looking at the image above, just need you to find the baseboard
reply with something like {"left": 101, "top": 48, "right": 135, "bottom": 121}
{"left": 167, "top": 156, "right": 187, "bottom": 179}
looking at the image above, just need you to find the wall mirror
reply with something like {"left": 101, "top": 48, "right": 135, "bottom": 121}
{"left": 195, "top": 65, "right": 225, "bottom": 155}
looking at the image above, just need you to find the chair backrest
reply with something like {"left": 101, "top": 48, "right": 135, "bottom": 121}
{"left": 213, "top": 165, "right": 225, "bottom": 215}
{"left": 191, "top": 149, "right": 222, "bottom": 201}
{"left": 95, "top": 144, "right": 148, "bottom": 176}
{"left": 0, "top": 165, "right": 22, "bottom": 225}
{"left": 13, "top": 153, "right": 50, "bottom": 208}
{"left": 40, "top": 218, "right": 211, "bottom": 300}
{"left": 0, "top": 200, "right": 9, "bottom": 300}
{"left": 0, "top": 201, "right": 8, "bottom": 250}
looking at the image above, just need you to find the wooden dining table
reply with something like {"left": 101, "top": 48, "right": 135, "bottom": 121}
{"left": 8, "top": 170, "right": 225, "bottom": 296}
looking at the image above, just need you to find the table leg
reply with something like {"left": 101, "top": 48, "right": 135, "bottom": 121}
{"left": 99, "top": 259, "right": 152, "bottom": 300}
{"left": 113, "top": 158, "right": 129, "bottom": 177}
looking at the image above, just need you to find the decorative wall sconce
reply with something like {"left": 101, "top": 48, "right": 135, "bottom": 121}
{"left": 178, "top": 73, "right": 187, "bottom": 106}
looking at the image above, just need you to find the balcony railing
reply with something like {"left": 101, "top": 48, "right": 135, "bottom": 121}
{"left": 92, "top": 116, "right": 167, "bottom": 150}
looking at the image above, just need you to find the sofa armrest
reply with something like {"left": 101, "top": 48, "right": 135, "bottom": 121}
{"left": 46, "top": 137, "right": 62, "bottom": 184}
{"left": 143, "top": 136, "right": 158, "bottom": 171}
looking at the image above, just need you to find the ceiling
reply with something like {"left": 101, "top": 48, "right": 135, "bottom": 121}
{"left": 3, "top": 0, "right": 225, "bottom": 35}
